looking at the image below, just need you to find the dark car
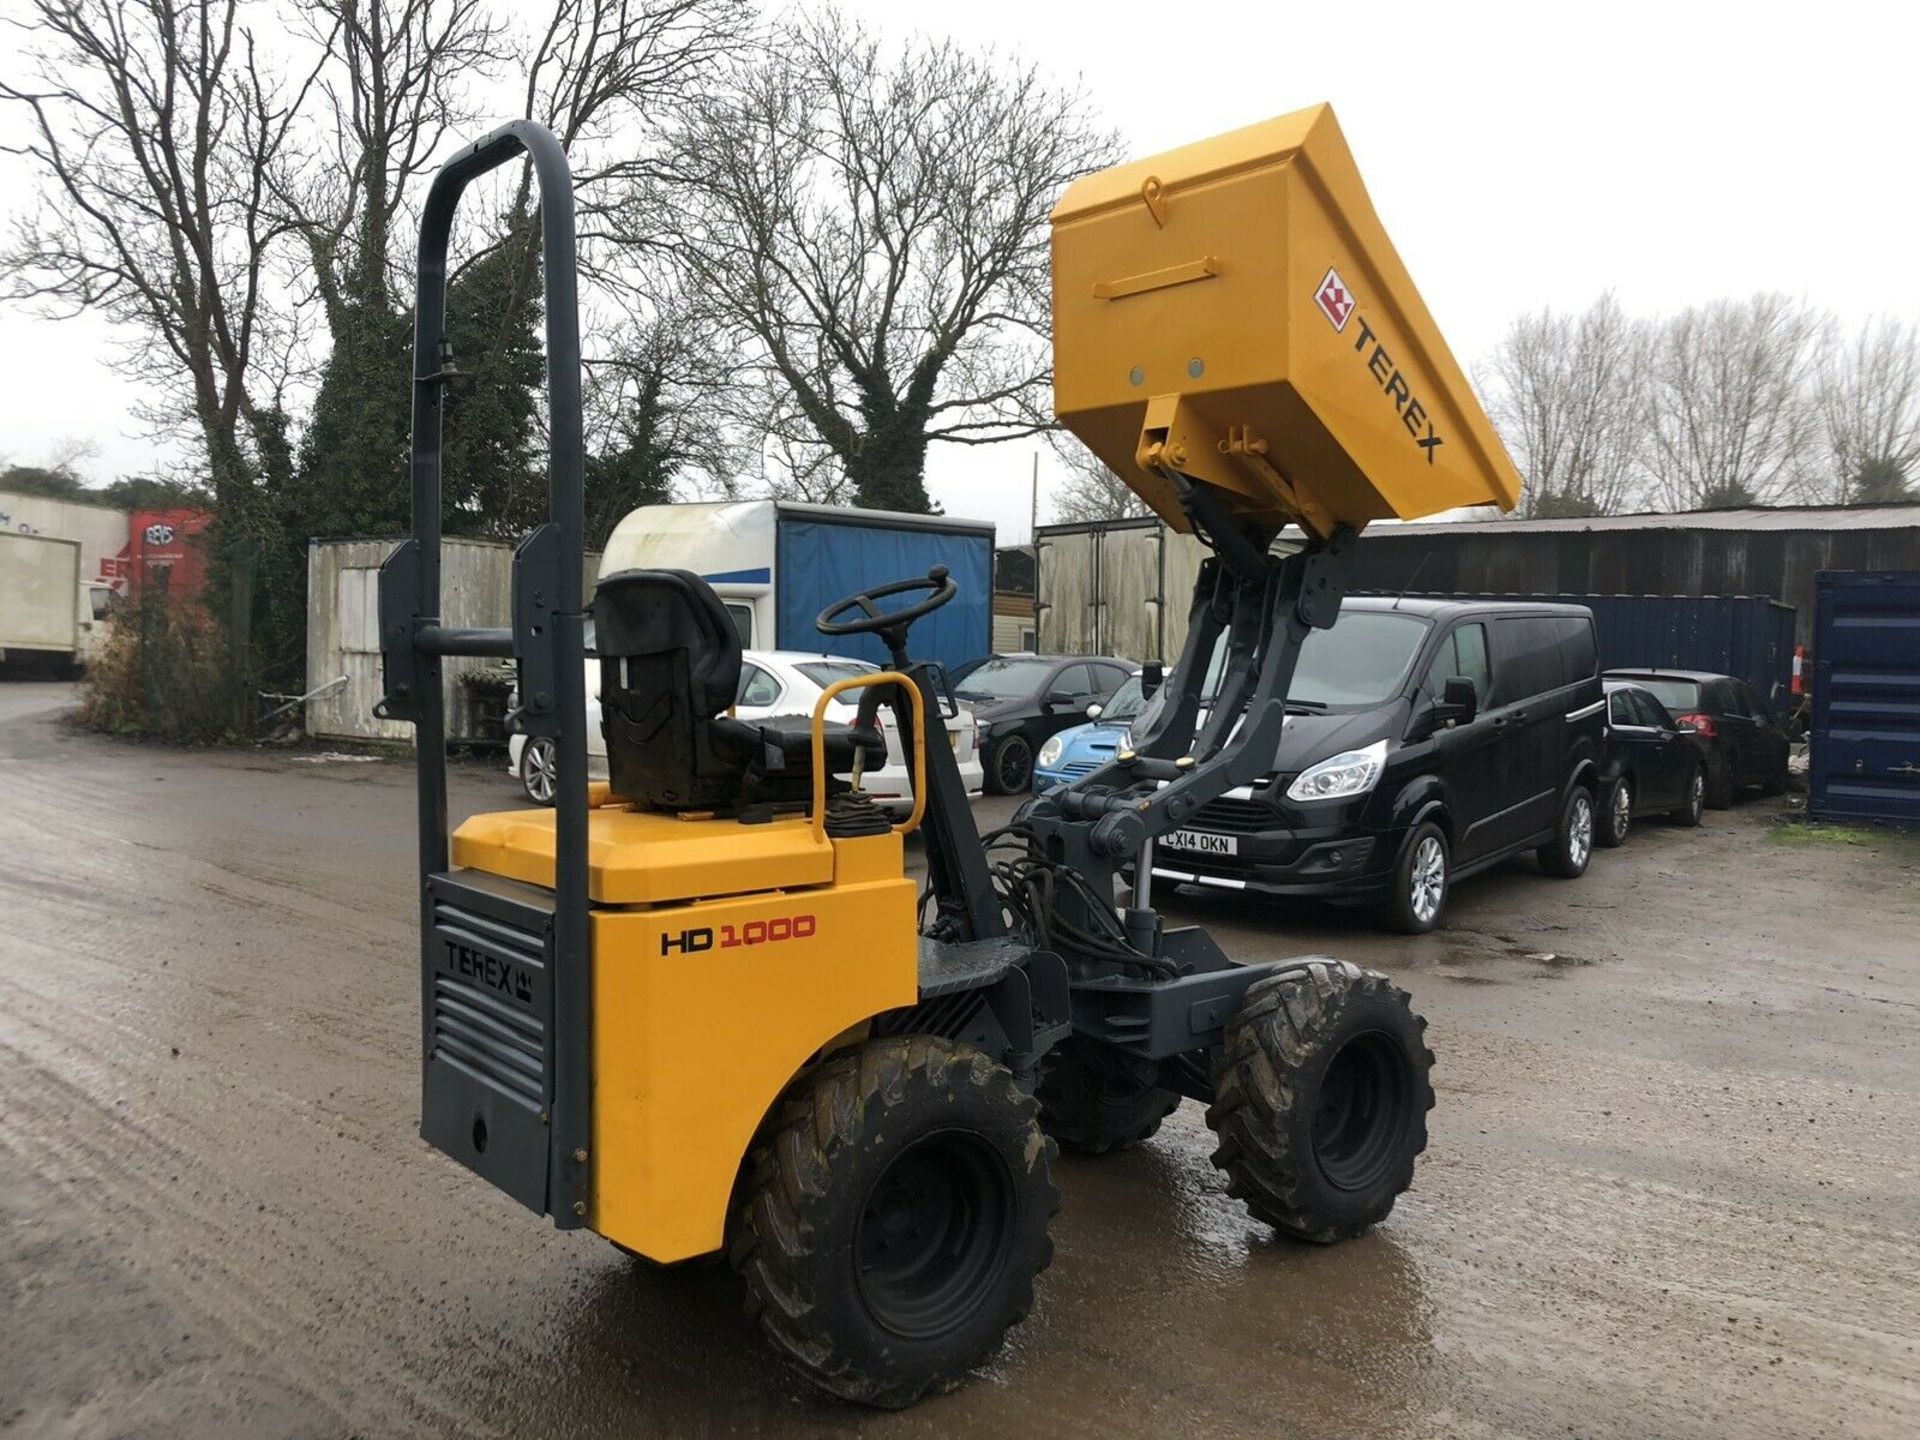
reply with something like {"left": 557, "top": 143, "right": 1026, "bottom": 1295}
{"left": 1602, "top": 669, "right": 1791, "bottom": 808}
{"left": 954, "top": 653, "right": 1133, "bottom": 793}
{"left": 1139, "top": 598, "right": 1606, "bottom": 932}
{"left": 1595, "top": 680, "right": 1708, "bottom": 845}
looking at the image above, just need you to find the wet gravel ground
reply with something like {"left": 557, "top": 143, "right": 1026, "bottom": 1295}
{"left": 2, "top": 680, "right": 1917, "bottom": 1439}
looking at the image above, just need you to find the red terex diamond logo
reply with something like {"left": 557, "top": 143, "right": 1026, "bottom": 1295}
{"left": 1315, "top": 266, "right": 1355, "bottom": 332}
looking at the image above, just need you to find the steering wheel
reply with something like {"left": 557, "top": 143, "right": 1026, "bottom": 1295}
{"left": 816, "top": 566, "right": 957, "bottom": 637}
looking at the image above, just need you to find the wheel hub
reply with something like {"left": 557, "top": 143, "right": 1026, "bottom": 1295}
{"left": 1312, "top": 1031, "right": 1415, "bottom": 1192}
{"left": 855, "top": 1131, "right": 1014, "bottom": 1339}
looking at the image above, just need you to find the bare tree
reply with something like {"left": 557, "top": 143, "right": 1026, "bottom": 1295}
{"left": 1647, "top": 293, "right": 1825, "bottom": 510}
{"left": 1047, "top": 436, "right": 1152, "bottom": 524}
{"left": 1814, "top": 316, "right": 1920, "bottom": 503}
{"left": 1, "top": 0, "right": 321, "bottom": 543}
{"left": 661, "top": 9, "right": 1118, "bottom": 512}
{"left": 283, "top": 0, "right": 504, "bottom": 322}
{"left": 1482, "top": 292, "right": 1651, "bottom": 516}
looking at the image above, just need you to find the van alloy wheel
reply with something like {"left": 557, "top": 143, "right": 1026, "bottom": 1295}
{"left": 1409, "top": 835, "right": 1445, "bottom": 923}
{"left": 1569, "top": 792, "right": 1593, "bottom": 867}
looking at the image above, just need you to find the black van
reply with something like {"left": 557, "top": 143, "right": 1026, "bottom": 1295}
{"left": 1143, "top": 598, "right": 1606, "bottom": 932}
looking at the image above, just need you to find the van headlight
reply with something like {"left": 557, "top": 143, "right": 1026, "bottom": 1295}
{"left": 1037, "top": 734, "right": 1065, "bottom": 769}
{"left": 1285, "top": 739, "right": 1388, "bottom": 803}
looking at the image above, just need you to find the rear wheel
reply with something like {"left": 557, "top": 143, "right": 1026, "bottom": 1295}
{"left": 985, "top": 734, "right": 1033, "bottom": 794}
{"left": 1538, "top": 784, "right": 1595, "bottom": 878}
{"left": 1206, "top": 960, "right": 1434, "bottom": 1242}
{"left": 1670, "top": 762, "right": 1706, "bottom": 827}
{"left": 730, "top": 1037, "right": 1057, "bottom": 1408}
{"left": 1036, "top": 1039, "right": 1180, "bottom": 1154}
{"left": 1385, "top": 822, "right": 1449, "bottom": 933}
{"left": 1598, "top": 778, "right": 1632, "bottom": 848}
{"left": 519, "top": 737, "right": 557, "bottom": 806}
{"left": 1705, "top": 753, "right": 1736, "bottom": 809}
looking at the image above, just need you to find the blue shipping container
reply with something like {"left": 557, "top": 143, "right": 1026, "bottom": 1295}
{"left": 1362, "top": 592, "right": 1796, "bottom": 701}
{"left": 1810, "top": 570, "right": 1920, "bottom": 827}
{"left": 774, "top": 515, "right": 993, "bottom": 674}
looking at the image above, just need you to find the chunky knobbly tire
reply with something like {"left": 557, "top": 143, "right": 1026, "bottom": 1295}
{"left": 1206, "top": 960, "right": 1434, "bottom": 1243}
{"left": 729, "top": 1036, "right": 1058, "bottom": 1408}
{"left": 1036, "top": 1038, "right": 1180, "bottom": 1155}
{"left": 1537, "top": 784, "right": 1595, "bottom": 878}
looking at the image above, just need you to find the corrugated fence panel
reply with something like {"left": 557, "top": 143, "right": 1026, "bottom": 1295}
{"left": 1810, "top": 570, "right": 1920, "bottom": 826}
{"left": 305, "top": 538, "right": 599, "bottom": 743}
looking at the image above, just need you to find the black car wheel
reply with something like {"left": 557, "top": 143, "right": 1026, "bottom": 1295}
{"left": 1670, "top": 762, "right": 1705, "bottom": 827}
{"left": 986, "top": 734, "right": 1033, "bottom": 795}
{"left": 1598, "top": 778, "right": 1632, "bottom": 848}
{"left": 1704, "top": 753, "right": 1736, "bottom": 810}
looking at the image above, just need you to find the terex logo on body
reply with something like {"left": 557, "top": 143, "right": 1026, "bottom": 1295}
{"left": 1314, "top": 267, "right": 1355, "bottom": 331}
{"left": 445, "top": 939, "right": 534, "bottom": 1005}
{"left": 1313, "top": 268, "right": 1446, "bottom": 466}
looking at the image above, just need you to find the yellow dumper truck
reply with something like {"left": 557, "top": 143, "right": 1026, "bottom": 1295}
{"left": 377, "top": 103, "right": 1520, "bottom": 1406}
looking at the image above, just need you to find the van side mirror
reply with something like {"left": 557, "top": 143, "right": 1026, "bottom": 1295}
{"left": 1437, "top": 677, "right": 1478, "bottom": 725}
{"left": 1141, "top": 661, "right": 1164, "bottom": 699}
{"left": 1085, "top": 703, "right": 1103, "bottom": 720}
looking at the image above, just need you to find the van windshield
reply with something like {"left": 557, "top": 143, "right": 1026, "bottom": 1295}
{"left": 1200, "top": 611, "right": 1429, "bottom": 708}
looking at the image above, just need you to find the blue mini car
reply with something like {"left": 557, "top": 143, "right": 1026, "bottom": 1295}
{"left": 1032, "top": 672, "right": 1145, "bottom": 789}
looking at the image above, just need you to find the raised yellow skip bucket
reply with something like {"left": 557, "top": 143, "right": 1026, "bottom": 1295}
{"left": 1051, "top": 103, "right": 1521, "bottom": 540}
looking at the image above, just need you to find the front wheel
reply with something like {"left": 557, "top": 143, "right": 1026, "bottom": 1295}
{"left": 1598, "top": 778, "right": 1632, "bottom": 848}
{"left": 1385, "top": 822, "right": 1449, "bottom": 933}
{"left": 985, "top": 733, "right": 1033, "bottom": 795}
{"left": 519, "top": 736, "right": 557, "bottom": 806}
{"left": 730, "top": 1037, "right": 1058, "bottom": 1408}
{"left": 1206, "top": 960, "right": 1434, "bottom": 1242}
{"left": 1036, "top": 1038, "right": 1180, "bottom": 1154}
{"left": 1537, "top": 785, "right": 1594, "bottom": 878}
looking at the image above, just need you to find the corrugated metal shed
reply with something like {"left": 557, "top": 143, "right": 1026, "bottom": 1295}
{"left": 306, "top": 538, "right": 599, "bottom": 743}
{"left": 1362, "top": 592, "right": 1797, "bottom": 701}
{"left": 1353, "top": 504, "right": 1920, "bottom": 650}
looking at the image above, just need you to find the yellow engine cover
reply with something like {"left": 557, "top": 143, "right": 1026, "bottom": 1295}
{"left": 450, "top": 804, "right": 918, "bottom": 1262}
{"left": 1051, "top": 103, "right": 1522, "bottom": 537}
{"left": 589, "top": 828, "right": 917, "bottom": 1260}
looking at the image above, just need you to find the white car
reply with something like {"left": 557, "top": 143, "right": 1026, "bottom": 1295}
{"left": 509, "top": 648, "right": 982, "bottom": 815}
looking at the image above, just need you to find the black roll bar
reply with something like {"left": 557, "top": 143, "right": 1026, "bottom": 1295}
{"left": 378, "top": 120, "right": 592, "bottom": 1225}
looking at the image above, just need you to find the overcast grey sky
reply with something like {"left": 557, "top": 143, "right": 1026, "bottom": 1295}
{"left": 2, "top": 0, "right": 1915, "bottom": 542}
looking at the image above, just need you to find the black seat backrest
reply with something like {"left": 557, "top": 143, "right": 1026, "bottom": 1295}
{"left": 592, "top": 568, "right": 746, "bottom": 808}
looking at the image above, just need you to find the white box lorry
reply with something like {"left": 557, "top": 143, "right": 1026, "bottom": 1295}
{"left": 1, "top": 531, "right": 119, "bottom": 670}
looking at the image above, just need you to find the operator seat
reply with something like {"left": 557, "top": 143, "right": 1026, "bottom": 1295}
{"left": 592, "top": 568, "right": 882, "bottom": 812}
